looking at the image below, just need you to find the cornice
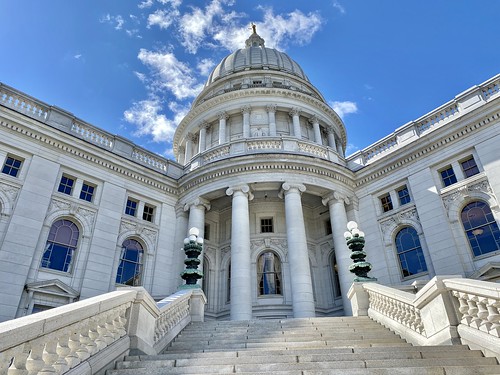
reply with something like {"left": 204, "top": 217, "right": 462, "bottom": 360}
{"left": 0, "top": 116, "right": 179, "bottom": 196}
{"left": 174, "top": 87, "right": 347, "bottom": 153}
{"left": 354, "top": 110, "right": 500, "bottom": 187}
{"left": 178, "top": 153, "right": 355, "bottom": 196}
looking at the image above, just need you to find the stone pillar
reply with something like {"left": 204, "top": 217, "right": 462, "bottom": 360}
{"left": 178, "top": 146, "right": 185, "bottom": 165}
{"left": 174, "top": 204, "right": 189, "bottom": 289}
{"left": 242, "top": 105, "right": 251, "bottom": 138}
{"left": 198, "top": 122, "right": 209, "bottom": 154}
{"left": 337, "top": 142, "right": 344, "bottom": 156}
{"left": 323, "top": 192, "right": 353, "bottom": 315}
{"left": 226, "top": 184, "right": 254, "bottom": 320}
{"left": 280, "top": 182, "right": 316, "bottom": 318}
{"left": 327, "top": 127, "right": 337, "bottom": 150}
{"left": 310, "top": 116, "right": 322, "bottom": 145}
{"left": 184, "top": 198, "right": 210, "bottom": 285}
{"left": 289, "top": 107, "right": 301, "bottom": 139}
{"left": 267, "top": 104, "right": 277, "bottom": 136}
{"left": 218, "top": 112, "right": 228, "bottom": 144}
{"left": 184, "top": 133, "right": 194, "bottom": 162}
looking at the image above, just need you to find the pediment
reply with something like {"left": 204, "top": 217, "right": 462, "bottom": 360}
{"left": 26, "top": 279, "right": 79, "bottom": 298}
{"left": 469, "top": 262, "right": 500, "bottom": 282}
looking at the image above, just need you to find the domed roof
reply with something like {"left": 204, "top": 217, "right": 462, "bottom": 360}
{"left": 206, "top": 27, "right": 309, "bottom": 85}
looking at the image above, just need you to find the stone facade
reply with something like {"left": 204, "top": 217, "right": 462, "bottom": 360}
{"left": 0, "top": 30, "right": 499, "bottom": 322}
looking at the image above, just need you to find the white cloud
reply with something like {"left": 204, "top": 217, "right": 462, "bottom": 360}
{"left": 345, "top": 143, "right": 360, "bottom": 156}
{"left": 332, "top": 1, "right": 346, "bottom": 14}
{"left": 138, "top": 0, "right": 154, "bottom": 9}
{"left": 197, "top": 58, "right": 215, "bottom": 76}
{"left": 137, "top": 49, "right": 204, "bottom": 100}
{"left": 74, "top": 54, "right": 82, "bottom": 59}
{"left": 124, "top": 98, "right": 177, "bottom": 143}
{"left": 147, "top": 9, "right": 179, "bottom": 29}
{"left": 329, "top": 100, "right": 358, "bottom": 118}
{"left": 158, "top": 0, "right": 182, "bottom": 6}
{"left": 100, "top": 14, "right": 125, "bottom": 30}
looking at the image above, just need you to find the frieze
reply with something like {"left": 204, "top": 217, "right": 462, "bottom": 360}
{"left": 119, "top": 219, "right": 159, "bottom": 245}
{"left": 0, "top": 182, "right": 20, "bottom": 202}
{"left": 48, "top": 197, "right": 97, "bottom": 229}
{"left": 379, "top": 206, "right": 419, "bottom": 237}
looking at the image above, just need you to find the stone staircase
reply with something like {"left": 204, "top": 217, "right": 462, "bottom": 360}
{"left": 107, "top": 316, "right": 500, "bottom": 375}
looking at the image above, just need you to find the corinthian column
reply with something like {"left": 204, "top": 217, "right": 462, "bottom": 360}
{"left": 226, "top": 184, "right": 254, "bottom": 320}
{"left": 309, "top": 116, "right": 322, "bottom": 145}
{"left": 289, "top": 107, "right": 302, "bottom": 139}
{"left": 280, "top": 182, "right": 315, "bottom": 318}
{"left": 241, "top": 105, "right": 251, "bottom": 138}
{"left": 322, "top": 192, "right": 353, "bottom": 315}
{"left": 327, "top": 126, "right": 337, "bottom": 150}
{"left": 267, "top": 104, "right": 277, "bottom": 136}
{"left": 218, "top": 112, "right": 228, "bottom": 144}
{"left": 184, "top": 133, "right": 194, "bottom": 162}
{"left": 198, "top": 122, "right": 209, "bottom": 154}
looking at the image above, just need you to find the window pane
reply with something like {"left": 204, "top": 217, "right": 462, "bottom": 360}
{"left": 380, "top": 194, "right": 393, "bottom": 212}
{"left": 80, "top": 183, "right": 95, "bottom": 202}
{"left": 257, "top": 252, "right": 282, "bottom": 295}
{"left": 116, "top": 239, "right": 144, "bottom": 286}
{"left": 461, "top": 157, "right": 479, "bottom": 178}
{"left": 395, "top": 227, "right": 427, "bottom": 277}
{"left": 440, "top": 167, "right": 457, "bottom": 187}
{"left": 58, "top": 175, "right": 74, "bottom": 195}
{"left": 397, "top": 186, "right": 411, "bottom": 205}
{"left": 125, "top": 199, "right": 137, "bottom": 216}
{"left": 41, "top": 219, "right": 79, "bottom": 272}
{"left": 2, "top": 156, "right": 22, "bottom": 177}
{"left": 461, "top": 201, "right": 500, "bottom": 257}
{"left": 261, "top": 218, "right": 274, "bottom": 233}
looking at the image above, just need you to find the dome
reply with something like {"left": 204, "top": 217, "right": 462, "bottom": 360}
{"left": 206, "top": 28, "right": 309, "bottom": 86}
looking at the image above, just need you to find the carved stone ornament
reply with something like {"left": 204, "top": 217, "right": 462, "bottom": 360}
{"left": 441, "top": 178, "right": 494, "bottom": 211}
{"left": 221, "top": 246, "right": 231, "bottom": 259}
{"left": 379, "top": 207, "right": 419, "bottom": 237}
{"left": 250, "top": 239, "right": 265, "bottom": 251}
{"left": 48, "top": 197, "right": 97, "bottom": 228}
{"left": 0, "top": 182, "right": 20, "bottom": 201}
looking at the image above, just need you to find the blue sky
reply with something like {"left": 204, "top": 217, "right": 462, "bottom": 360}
{"left": 1, "top": 1, "right": 499, "bottom": 158}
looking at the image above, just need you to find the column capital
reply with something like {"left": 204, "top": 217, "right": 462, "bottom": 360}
{"left": 322, "top": 191, "right": 351, "bottom": 207}
{"left": 218, "top": 111, "right": 229, "bottom": 120}
{"left": 186, "top": 132, "right": 196, "bottom": 142}
{"left": 308, "top": 115, "right": 320, "bottom": 125}
{"left": 241, "top": 105, "right": 252, "bottom": 114}
{"left": 289, "top": 107, "right": 301, "bottom": 117}
{"left": 184, "top": 197, "right": 211, "bottom": 212}
{"left": 226, "top": 184, "right": 254, "bottom": 200}
{"left": 279, "top": 182, "right": 306, "bottom": 198}
{"left": 326, "top": 125, "right": 335, "bottom": 135}
{"left": 200, "top": 121, "right": 211, "bottom": 131}
{"left": 178, "top": 146, "right": 185, "bottom": 153}
{"left": 266, "top": 104, "right": 277, "bottom": 113}
{"left": 175, "top": 203, "right": 188, "bottom": 217}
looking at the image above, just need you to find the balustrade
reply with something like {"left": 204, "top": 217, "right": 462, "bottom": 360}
{"left": 0, "top": 86, "right": 49, "bottom": 120}
{"left": 71, "top": 122, "right": 114, "bottom": 149}
{"left": 132, "top": 148, "right": 168, "bottom": 172}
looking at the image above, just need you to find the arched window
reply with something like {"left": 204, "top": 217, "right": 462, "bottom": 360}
{"left": 41, "top": 219, "right": 79, "bottom": 272}
{"left": 330, "top": 252, "right": 342, "bottom": 298}
{"left": 226, "top": 263, "right": 231, "bottom": 303}
{"left": 116, "top": 239, "right": 144, "bottom": 286}
{"left": 461, "top": 201, "right": 500, "bottom": 257}
{"left": 395, "top": 227, "right": 427, "bottom": 277}
{"left": 257, "top": 251, "right": 282, "bottom": 295}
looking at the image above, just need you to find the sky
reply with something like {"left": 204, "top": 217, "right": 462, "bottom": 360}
{"left": 1, "top": 1, "right": 499, "bottom": 159}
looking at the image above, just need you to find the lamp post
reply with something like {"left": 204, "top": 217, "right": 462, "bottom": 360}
{"left": 180, "top": 227, "right": 204, "bottom": 288}
{"left": 344, "top": 221, "right": 377, "bottom": 282}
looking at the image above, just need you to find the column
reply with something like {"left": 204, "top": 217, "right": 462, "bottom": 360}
{"left": 218, "top": 111, "right": 228, "bottom": 144}
{"left": 184, "top": 133, "right": 194, "bottom": 162}
{"left": 310, "top": 116, "right": 322, "bottom": 145}
{"left": 267, "top": 104, "right": 277, "bottom": 136}
{"left": 322, "top": 192, "right": 353, "bottom": 315}
{"left": 241, "top": 105, "right": 251, "bottom": 138}
{"left": 173, "top": 204, "right": 189, "bottom": 289}
{"left": 226, "top": 184, "right": 253, "bottom": 320}
{"left": 337, "top": 142, "right": 344, "bottom": 156}
{"left": 280, "top": 182, "right": 316, "bottom": 318}
{"left": 184, "top": 198, "right": 211, "bottom": 285}
{"left": 289, "top": 107, "right": 301, "bottom": 139}
{"left": 327, "top": 126, "right": 337, "bottom": 150}
{"left": 178, "top": 146, "right": 185, "bottom": 165}
{"left": 198, "top": 122, "right": 209, "bottom": 154}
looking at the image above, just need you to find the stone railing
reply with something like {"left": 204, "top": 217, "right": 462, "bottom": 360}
{"left": 0, "top": 287, "right": 206, "bottom": 375}
{"left": 0, "top": 82, "right": 183, "bottom": 179}
{"left": 189, "top": 136, "right": 341, "bottom": 170}
{"left": 347, "top": 73, "right": 500, "bottom": 169}
{"left": 349, "top": 276, "right": 500, "bottom": 360}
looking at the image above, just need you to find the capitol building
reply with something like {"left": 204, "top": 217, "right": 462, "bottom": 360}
{"left": 0, "top": 29, "right": 499, "bottom": 323}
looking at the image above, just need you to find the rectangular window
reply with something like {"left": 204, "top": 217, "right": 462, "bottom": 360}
{"left": 204, "top": 224, "right": 210, "bottom": 241}
{"left": 325, "top": 219, "right": 332, "bottom": 235}
{"left": 125, "top": 198, "right": 138, "bottom": 216}
{"left": 58, "top": 175, "right": 75, "bottom": 195}
{"left": 397, "top": 185, "right": 411, "bottom": 205}
{"left": 2, "top": 156, "right": 23, "bottom": 177}
{"left": 380, "top": 193, "right": 393, "bottom": 212}
{"left": 440, "top": 166, "right": 457, "bottom": 187}
{"left": 79, "top": 182, "right": 95, "bottom": 202}
{"left": 260, "top": 218, "right": 274, "bottom": 233}
{"left": 142, "top": 204, "right": 154, "bottom": 222}
{"left": 461, "top": 156, "right": 480, "bottom": 178}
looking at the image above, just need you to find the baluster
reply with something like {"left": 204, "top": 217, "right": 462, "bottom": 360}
{"left": 105, "top": 314, "right": 120, "bottom": 341}
{"left": 467, "top": 295, "right": 481, "bottom": 328}
{"left": 75, "top": 325, "right": 91, "bottom": 361}
{"left": 476, "top": 297, "right": 490, "bottom": 332}
{"left": 52, "top": 335, "right": 70, "bottom": 374}
{"left": 25, "top": 346, "right": 45, "bottom": 375}
{"left": 454, "top": 292, "right": 472, "bottom": 325}
{"left": 486, "top": 299, "right": 500, "bottom": 337}
{"left": 7, "top": 351, "right": 29, "bottom": 375}
{"left": 114, "top": 308, "right": 128, "bottom": 338}
{"left": 39, "top": 340, "right": 58, "bottom": 374}
{"left": 89, "top": 320, "right": 105, "bottom": 352}
{"left": 66, "top": 332, "right": 82, "bottom": 368}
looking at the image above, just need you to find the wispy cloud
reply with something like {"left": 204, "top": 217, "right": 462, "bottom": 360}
{"left": 197, "top": 58, "right": 215, "bottom": 76}
{"left": 74, "top": 54, "right": 83, "bottom": 60}
{"left": 100, "top": 14, "right": 125, "bottom": 30}
{"left": 147, "top": 9, "right": 179, "bottom": 29}
{"left": 332, "top": 1, "right": 346, "bottom": 14}
{"left": 329, "top": 100, "right": 358, "bottom": 118}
